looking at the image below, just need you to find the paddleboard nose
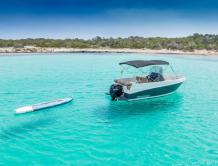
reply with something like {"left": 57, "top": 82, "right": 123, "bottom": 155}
{"left": 15, "top": 106, "right": 34, "bottom": 114}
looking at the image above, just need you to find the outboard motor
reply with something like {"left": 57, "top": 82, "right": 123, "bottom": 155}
{"left": 109, "top": 84, "right": 123, "bottom": 100}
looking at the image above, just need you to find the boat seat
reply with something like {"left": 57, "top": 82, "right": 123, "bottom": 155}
{"left": 114, "top": 78, "right": 133, "bottom": 86}
{"left": 147, "top": 72, "right": 164, "bottom": 82}
{"left": 136, "top": 76, "right": 149, "bottom": 83}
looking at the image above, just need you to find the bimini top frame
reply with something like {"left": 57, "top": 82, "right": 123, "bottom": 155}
{"left": 119, "top": 60, "right": 169, "bottom": 68}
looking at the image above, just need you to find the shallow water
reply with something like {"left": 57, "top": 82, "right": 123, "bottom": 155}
{"left": 0, "top": 53, "right": 218, "bottom": 165}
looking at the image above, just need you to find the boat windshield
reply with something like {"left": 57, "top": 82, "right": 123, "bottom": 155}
{"left": 149, "top": 66, "right": 163, "bottom": 75}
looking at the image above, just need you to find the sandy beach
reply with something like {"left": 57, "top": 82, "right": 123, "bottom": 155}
{"left": 0, "top": 47, "right": 218, "bottom": 56}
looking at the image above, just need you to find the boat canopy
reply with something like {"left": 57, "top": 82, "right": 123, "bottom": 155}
{"left": 119, "top": 60, "right": 169, "bottom": 68}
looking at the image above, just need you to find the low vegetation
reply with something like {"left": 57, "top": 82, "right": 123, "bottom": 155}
{"left": 1, "top": 34, "right": 218, "bottom": 51}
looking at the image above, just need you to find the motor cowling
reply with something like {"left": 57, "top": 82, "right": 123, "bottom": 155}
{"left": 109, "top": 84, "right": 123, "bottom": 100}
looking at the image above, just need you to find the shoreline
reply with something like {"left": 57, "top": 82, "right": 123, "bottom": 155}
{"left": 0, "top": 47, "right": 218, "bottom": 56}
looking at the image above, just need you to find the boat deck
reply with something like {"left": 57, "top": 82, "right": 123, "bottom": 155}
{"left": 115, "top": 75, "right": 181, "bottom": 86}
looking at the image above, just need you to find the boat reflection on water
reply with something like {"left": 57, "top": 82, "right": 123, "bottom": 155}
{"left": 97, "top": 93, "right": 184, "bottom": 122}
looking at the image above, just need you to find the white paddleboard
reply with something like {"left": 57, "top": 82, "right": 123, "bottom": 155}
{"left": 15, "top": 97, "right": 73, "bottom": 114}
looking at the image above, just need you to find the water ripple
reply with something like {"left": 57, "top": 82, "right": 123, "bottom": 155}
{"left": 0, "top": 53, "right": 218, "bottom": 165}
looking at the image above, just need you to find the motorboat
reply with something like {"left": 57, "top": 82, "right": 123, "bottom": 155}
{"left": 109, "top": 60, "right": 185, "bottom": 101}
{"left": 15, "top": 97, "right": 73, "bottom": 114}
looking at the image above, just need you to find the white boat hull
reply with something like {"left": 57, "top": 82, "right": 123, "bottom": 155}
{"left": 121, "top": 77, "right": 186, "bottom": 101}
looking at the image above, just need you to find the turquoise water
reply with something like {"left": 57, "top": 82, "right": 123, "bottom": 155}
{"left": 0, "top": 53, "right": 218, "bottom": 165}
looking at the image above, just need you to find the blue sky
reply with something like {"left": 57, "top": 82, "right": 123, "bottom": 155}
{"left": 0, "top": 0, "right": 218, "bottom": 39}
